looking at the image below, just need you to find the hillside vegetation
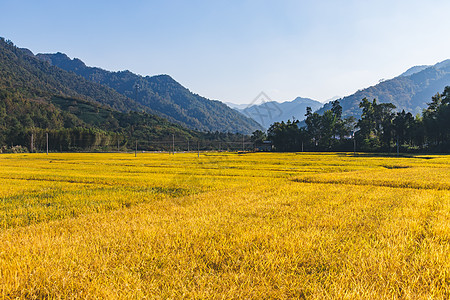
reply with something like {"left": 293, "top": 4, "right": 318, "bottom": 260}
{"left": 0, "top": 39, "right": 145, "bottom": 112}
{"left": 0, "top": 38, "right": 249, "bottom": 152}
{"left": 37, "top": 52, "right": 262, "bottom": 133}
{"left": 318, "top": 60, "right": 450, "bottom": 117}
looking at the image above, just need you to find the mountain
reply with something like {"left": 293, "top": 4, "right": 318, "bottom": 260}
{"left": 0, "top": 40, "right": 147, "bottom": 113}
{"left": 325, "top": 95, "right": 341, "bottom": 102}
{"left": 434, "top": 59, "right": 450, "bottom": 69}
{"left": 399, "top": 65, "right": 430, "bottom": 77}
{"left": 224, "top": 102, "right": 249, "bottom": 110}
{"left": 232, "top": 97, "right": 322, "bottom": 129}
{"left": 0, "top": 37, "right": 202, "bottom": 151}
{"left": 317, "top": 60, "right": 450, "bottom": 117}
{"left": 36, "top": 53, "right": 262, "bottom": 134}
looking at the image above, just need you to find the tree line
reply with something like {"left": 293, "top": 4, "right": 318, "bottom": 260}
{"left": 257, "top": 87, "right": 450, "bottom": 153}
{"left": 0, "top": 88, "right": 250, "bottom": 153}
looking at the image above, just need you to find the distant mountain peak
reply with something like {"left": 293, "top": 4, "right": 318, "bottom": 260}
{"left": 325, "top": 95, "right": 341, "bottom": 102}
{"left": 224, "top": 102, "right": 249, "bottom": 110}
{"left": 233, "top": 96, "right": 322, "bottom": 128}
{"left": 291, "top": 97, "right": 322, "bottom": 104}
{"left": 18, "top": 48, "right": 34, "bottom": 57}
{"left": 400, "top": 65, "right": 430, "bottom": 77}
{"left": 150, "top": 74, "right": 178, "bottom": 84}
{"left": 434, "top": 59, "right": 450, "bottom": 70}
{"left": 399, "top": 59, "right": 450, "bottom": 78}
{"left": 37, "top": 52, "right": 87, "bottom": 71}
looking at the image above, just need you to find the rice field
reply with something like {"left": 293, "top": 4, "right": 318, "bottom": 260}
{"left": 0, "top": 152, "right": 449, "bottom": 299}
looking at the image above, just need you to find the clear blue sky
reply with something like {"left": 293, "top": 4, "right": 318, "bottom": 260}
{"left": 2, "top": 0, "right": 450, "bottom": 104}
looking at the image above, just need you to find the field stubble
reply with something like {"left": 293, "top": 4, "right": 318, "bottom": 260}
{"left": 0, "top": 152, "right": 449, "bottom": 299}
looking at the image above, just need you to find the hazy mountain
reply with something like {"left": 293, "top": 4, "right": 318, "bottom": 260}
{"left": 434, "top": 59, "right": 450, "bottom": 69}
{"left": 325, "top": 95, "right": 341, "bottom": 102}
{"left": 224, "top": 102, "right": 249, "bottom": 110}
{"left": 232, "top": 97, "right": 322, "bottom": 128}
{"left": 399, "top": 65, "right": 430, "bottom": 77}
{"left": 317, "top": 60, "right": 450, "bottom": 117}
{"left": 37, "top": 53, "right": 262, "bottom": 134}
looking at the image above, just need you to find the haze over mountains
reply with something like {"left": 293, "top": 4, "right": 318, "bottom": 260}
{"left": 36, "top": 52, "right": 262, "bottom": 134}
{"left": 229, "top": 97, "right": 322, "bottom": 129}
{"left": 226, "top": 59, "right": 450, "bottom": 129}
{"left": 399, "top": 65, "right": 430, "bottom": 77}
{"left": 317, "top": 59, "right": 450, "bottom": 117}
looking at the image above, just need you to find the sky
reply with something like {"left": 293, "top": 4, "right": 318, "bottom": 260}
{"left": 2, "top": 0, "right": 450, "bottom": 104}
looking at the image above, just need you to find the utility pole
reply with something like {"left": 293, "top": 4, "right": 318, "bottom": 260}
{"left": 30, "top": 133, "right": 34, "bottom": 153}
{"left": 187, "top": 139, "right": 190, "bottom": 152}
{"left": 46, "top": 132, "right": 49, "bottom": 155}
{"left": 197, "top": 141, "right": 200, "bottom": 158}
{"left": 301, "top": 141, "right": 304, "bottom": 152}
{"left": 117, "top": 139, "right": 120, "bottom": 152}
{"left": 172, "top": 134, "right": 175, "bottom": 155}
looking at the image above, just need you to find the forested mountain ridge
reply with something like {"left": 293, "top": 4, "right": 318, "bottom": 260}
{"left": 0, "top": 37, "right": 213, "bottom": 151}
{"left": 0, "top": 39, "right": 147, "bottom": 113}
{"left": 399, "top": 65, "right": 430, "bottom": 77}
{"left": 317, "top": 60, "right": 450, "bottom": 117}
{"left": 37, "top": 52, "right": 262, "bottom": 133}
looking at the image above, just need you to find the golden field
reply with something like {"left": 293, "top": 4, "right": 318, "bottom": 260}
{"left": 0, "top": 152, "right": 449, "bottom": 299}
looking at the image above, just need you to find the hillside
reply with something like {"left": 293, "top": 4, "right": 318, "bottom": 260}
{"left": 0, "top": 39, "right": 147, "bottom": 113}
{"left": 317, "top": 60, "right": 450, "bottom": 117}
{"left": 0, "top": 37, "right": 206, "bottom": 151}
{"left": 37, "top": 53, "right": 262, "bottom": 133}
{"left": 399, "top": 65, "right": 429, "bottom": 77}
{"left": 231, "top": 97, "right": 322, "bottom": 128}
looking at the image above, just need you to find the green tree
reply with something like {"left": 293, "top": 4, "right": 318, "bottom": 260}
{"left": 357, "top": 98, "right": 396, "bottom": 151}
{"left": 267, "top": 120, "right": 300, "bottom": 152}
{"left": 305, "top": 107, "right": 322, "bottom": 148}
{"left": 393, "top": 110, "right": 414, "bottom": 150}
{"left": 251, "top": 130, "right": 267, "bottom": 146}
{"left": 423, "top": 87, "right": 450, "bottom": 150}
{"left": 319, "top": 110, "right": 337, "bottom": 149}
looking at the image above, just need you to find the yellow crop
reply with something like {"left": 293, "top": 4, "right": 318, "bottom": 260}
{"left": 0, "top": 152, "right": 449, "bottom": 298}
